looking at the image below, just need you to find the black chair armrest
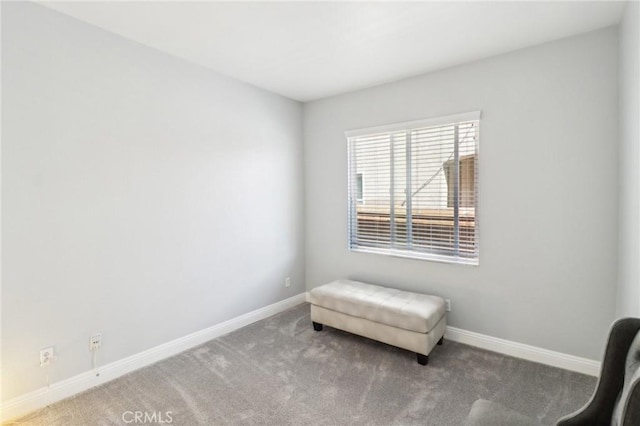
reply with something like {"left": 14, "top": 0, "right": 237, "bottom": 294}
{"left": 556, "top": 318, "right": 640, "bottom": 426}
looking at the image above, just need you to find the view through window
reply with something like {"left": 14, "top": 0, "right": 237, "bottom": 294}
{"left": 347, "top": 112, "right": 479, "bottom": 264}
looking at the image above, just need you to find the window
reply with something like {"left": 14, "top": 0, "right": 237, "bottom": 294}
{"left": 346, "top": 112, "right": 479, "bottom": 265}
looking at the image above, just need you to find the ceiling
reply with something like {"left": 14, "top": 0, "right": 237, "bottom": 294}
{"left": 40, "top": 1, "right": 627, "bottom": 102}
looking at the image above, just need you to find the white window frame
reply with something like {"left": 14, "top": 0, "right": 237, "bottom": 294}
{"left": 346, "top": 111, "right": 480, "bottom": 265}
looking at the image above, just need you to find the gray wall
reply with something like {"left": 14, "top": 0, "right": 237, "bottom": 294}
{"left": 1, "top": 2, "right": 304, "bottom": 400}
{"left": 616, "top": 1, "right": 640, "bottom": 318}
{"left": 303, "top": 28, "right": 619, "bottom": 360}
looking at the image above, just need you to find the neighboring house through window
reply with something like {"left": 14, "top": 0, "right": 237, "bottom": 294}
{"left": 346, "top": 112, "right": 480, "bottom": 265}
{"left": 356, "top": 173, "right": 364, "bottom": 203}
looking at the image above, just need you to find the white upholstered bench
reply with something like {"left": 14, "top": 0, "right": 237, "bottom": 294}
{"left": 309, "top": 279, "right": 447, "bottom": 365}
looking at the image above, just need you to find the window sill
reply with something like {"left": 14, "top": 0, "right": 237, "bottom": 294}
{"left": 349, "top": 246, "right": 479, "bottom": 266}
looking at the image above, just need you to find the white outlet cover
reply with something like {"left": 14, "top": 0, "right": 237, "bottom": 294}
{"left": 89, "top": 333, "right": 102, "bottom": 350}
{"left": 40, "top": 347, "right": 54, "bottom": 367}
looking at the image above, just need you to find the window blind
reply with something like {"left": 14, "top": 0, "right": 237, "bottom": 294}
{"left": 347, "top": 112, "right": 479, "bottom": 264}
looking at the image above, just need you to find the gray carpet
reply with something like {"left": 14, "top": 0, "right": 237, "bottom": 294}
{"left": 12, "top": 303, "right": 596, "bottom": 425}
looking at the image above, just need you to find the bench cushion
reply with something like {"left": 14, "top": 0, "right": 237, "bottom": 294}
{"left": 309, "top": 279, "right": 446, "bottom": 334}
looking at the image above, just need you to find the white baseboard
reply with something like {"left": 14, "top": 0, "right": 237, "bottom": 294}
{"left": 0, "top": 293, "right": 307, "bottom": 423}
{"left": 445, "top": 326, "right": 601, "bottom": 377}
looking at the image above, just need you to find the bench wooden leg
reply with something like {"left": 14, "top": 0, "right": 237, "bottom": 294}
{"left": 437, "top": 336, "right": 444, "bottom": 345}
{"left": 416, "top": 353, "right": 429, "bottom": 365}
{"left": 312, "top": 322, "right": 323, "bottom": 331}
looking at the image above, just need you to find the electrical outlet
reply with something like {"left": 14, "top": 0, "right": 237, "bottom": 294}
{"left": 89, "top": 333, "right": 102, "bottom": 351}
{"left": 445, "top": 299, "right": 452, "bottom": 312}
{"left": 285, "top": 277, "right": 291, "bottom": 288}
{"left": 40, "top": 347, "right": 54, "bottom": 367}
